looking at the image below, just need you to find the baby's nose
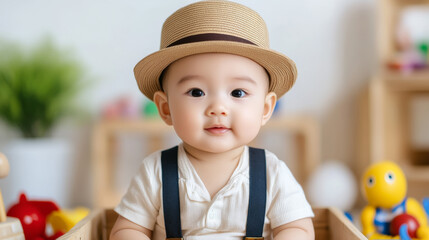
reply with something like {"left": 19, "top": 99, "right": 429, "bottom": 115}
{"left": 206, "top": 102, "right": 228, "bottom": 117}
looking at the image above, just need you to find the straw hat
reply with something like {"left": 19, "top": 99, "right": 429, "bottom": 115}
{"left": 134, "top": 0, "right": 297, "bottom": 100}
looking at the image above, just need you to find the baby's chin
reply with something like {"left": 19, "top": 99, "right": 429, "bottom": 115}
{"left": 183, "top": 141, "right": 247, "bottom": 154}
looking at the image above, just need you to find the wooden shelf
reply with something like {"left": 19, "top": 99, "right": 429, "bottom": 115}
{"left": 380, "top": 69, "right": 429, "bottom": 92}
{"left": 91, "top": 115, "right": 320, "bottom": 208}
{"left": 358, "top": 0, "right": 429, "bottom": 202}
{"left": 395, "top": 0, "right": 429, "bottom": 6}
{"left": 378, "top": 0, "right": 429, "bottom": 66}
{"left": 402, "top": 163, "right": 429, "bottom": 182}
{"left": 95, "top": 118, "right": 171, "bottom": 133}
{"left": 381, "top": 68, "right": 429, "bottom": 81}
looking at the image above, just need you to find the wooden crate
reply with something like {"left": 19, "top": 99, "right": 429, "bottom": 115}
{"left": 58, "top": 208, "right": 366, "bottom": 240}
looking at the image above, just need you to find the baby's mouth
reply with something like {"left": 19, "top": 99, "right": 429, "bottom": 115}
{"left": 205, "top": 126, "right": 231, "bottom": 135}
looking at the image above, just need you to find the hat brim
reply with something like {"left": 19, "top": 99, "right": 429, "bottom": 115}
{"left": 134, "top": 41, "right": 297, "bottom": 100}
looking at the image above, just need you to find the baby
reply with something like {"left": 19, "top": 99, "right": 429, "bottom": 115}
{"left": 110, "top": 1, "right": 314, "bottom": 239}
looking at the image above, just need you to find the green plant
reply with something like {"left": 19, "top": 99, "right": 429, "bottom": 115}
{"left": 0, "top": 40, "right": 85, "bottom": 138}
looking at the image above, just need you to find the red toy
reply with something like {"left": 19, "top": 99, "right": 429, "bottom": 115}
{"left": 7, "top": 193, "right": 63, "bottom": 240}
{"left": 390, "top": 213, "right": 420, "bottom": 238}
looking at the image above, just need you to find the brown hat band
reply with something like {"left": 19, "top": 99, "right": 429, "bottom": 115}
{"left": 167, "top": 33, "right": 256, "bottom": 48}
{"left": 159, "top": 33, "right": 259, "bottom": 90}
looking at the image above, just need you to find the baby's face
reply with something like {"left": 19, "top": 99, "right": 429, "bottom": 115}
{"left": 158, "top": 53, "right": 276, "bottom": 153}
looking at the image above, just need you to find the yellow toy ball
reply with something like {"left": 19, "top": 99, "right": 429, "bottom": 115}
{"left": 361, "top": 161, "right": 407, "bottom": 209}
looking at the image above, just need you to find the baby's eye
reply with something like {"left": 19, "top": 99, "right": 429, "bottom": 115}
{"left": 187, "top": 88, "right": 205, "bottom": 97}
{"left": 231, "top": 89, "right": 246, "bottom": 98}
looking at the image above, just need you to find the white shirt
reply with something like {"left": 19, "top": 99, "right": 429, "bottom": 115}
{"left": 115, "top": 143, "right": 314, "bottom": 240}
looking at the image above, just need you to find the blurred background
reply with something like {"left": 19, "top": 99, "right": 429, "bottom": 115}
{"left": 0, "top": 0, "right": 428, "bottom": 220}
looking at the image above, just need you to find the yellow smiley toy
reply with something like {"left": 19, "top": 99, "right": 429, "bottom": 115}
{"left": 361, "top": 161, "right": 429, "bottom": 240}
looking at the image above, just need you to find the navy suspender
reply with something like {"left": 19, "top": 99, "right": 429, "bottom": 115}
{"left": 161, "top": 146, "right": 183, "bottom": 239}
{"left": 161, "top": 146, "right": 267, "bottom": 240}
{"left": 245, "top": 147, "right": 267, "bottom": 239}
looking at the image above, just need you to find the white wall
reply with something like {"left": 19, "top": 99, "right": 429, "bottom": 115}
{"left": 0, "top": 0, "right": 376, "bottom": 207}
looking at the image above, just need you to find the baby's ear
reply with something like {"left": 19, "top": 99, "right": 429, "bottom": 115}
{"left": 262, "top": 92, "right": 277, "bottom": 126}
{"left": 153, "top": 91, "right": 172, "bottom": 125}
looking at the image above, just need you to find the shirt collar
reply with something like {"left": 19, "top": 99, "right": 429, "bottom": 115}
{"left": 177, "top": 143, "right": 250, "bottom": 201}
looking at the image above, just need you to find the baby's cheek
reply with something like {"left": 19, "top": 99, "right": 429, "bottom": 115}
{"left": 235, "top": 113, "right": 262, "bottom": 139}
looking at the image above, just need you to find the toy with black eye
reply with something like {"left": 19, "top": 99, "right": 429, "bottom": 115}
{"left": 0, "top": 152, "right": 25, "bottom": 239}
{"left": 361, "top": 161, "right": 429, "bottom": 240}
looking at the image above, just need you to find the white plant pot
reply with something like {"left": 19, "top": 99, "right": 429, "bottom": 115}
{"left": 0, "top": 138, "right": 73, "bottom": 209}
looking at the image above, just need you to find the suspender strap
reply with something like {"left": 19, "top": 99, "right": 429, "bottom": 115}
{"left": 161, "top": 146, "right": 266, "bottom": 240}
{"left": 244, "top": 147, "right": 267, "bottom": 240}
{"left": 161, "top": 146, "right": 183, "bottom": 240}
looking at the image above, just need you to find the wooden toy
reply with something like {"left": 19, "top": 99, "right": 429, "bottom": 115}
{"left": 0, "top": 153, "right": 9, "bottom": 222}
{"left": 361, "top": 161, "right": 429, "bottom": 240}
{"left": 0, "top": 152, "right": 25, "bottom": 240}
